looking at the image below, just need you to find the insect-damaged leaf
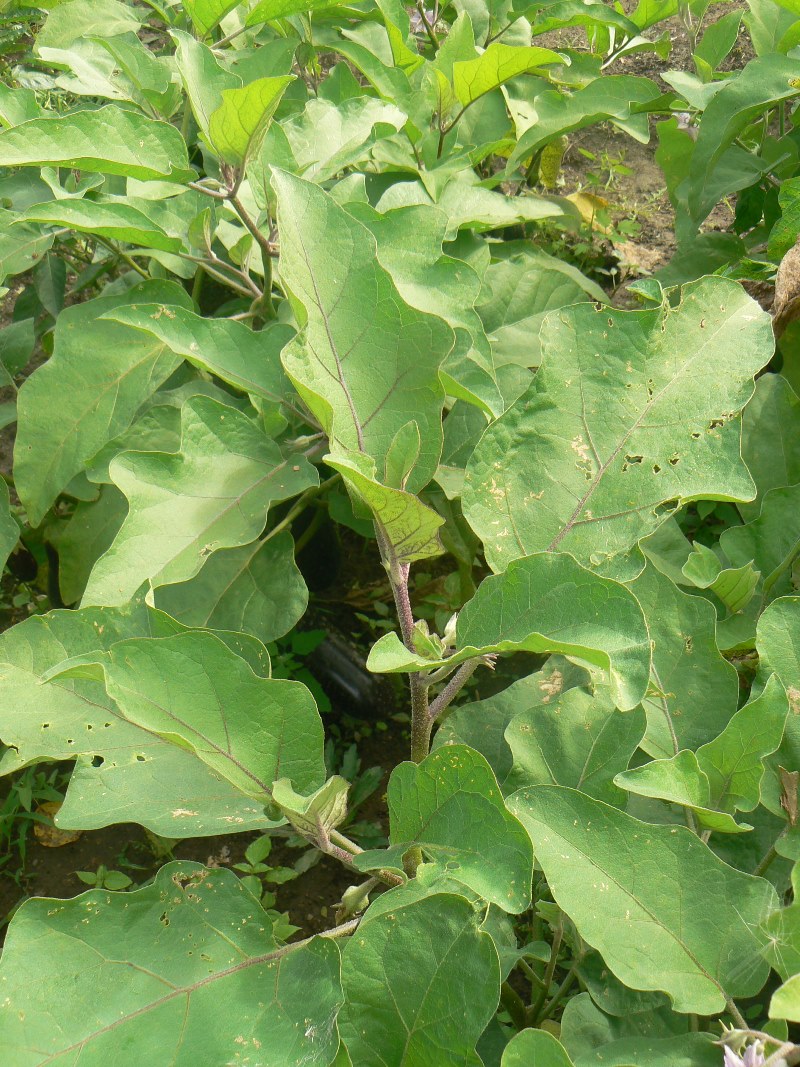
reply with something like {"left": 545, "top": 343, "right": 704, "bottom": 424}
{"left": 47, "top": 628, "right": 326, "bottom": 806}
{"left": 0, "top": 603, "right": 279, "bottom": 836}
{"left": 368, "top": 552, "right": 650, "bottom": 711}
{"left": 463, "top": 277, "right": 773, "bottom": 576}
{"left": 273, "top": 170, "right": 453, "bottom": 493}
{"left": 0, "top": 862, "right": 343, "bottom": 1065}
{"left": 508, "top": 786, "right": 777, "bottom": 1015}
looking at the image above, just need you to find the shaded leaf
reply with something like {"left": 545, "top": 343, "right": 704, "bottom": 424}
{"left": 17, "top": 200, "right": 183, "bottom": 253}
{"left": 740, "top": 373, "right": 800, "bottom": 520}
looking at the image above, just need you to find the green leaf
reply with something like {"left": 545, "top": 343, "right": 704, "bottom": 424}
{"left": 615, "top": 750, "right": 750, "bottom": 834}
{"left": 14, "top": 279, "right": 194, "bottom": 527}
{"left": 740, "top": 374, "right": 800, "bottom": 520}
{"left": 681, "top": 542, "right": 760, "bottom": 614}
{"left": 171, "top": 29, "right": 239, "bottom": 142}
{"left": 720, "top": 483, "right": 800, "bottom": 593}
{"left": 502, "top": 1029, "right": 576, "bottom": 1067}
{"left": 433, "top": 658, "right": 590, "bottom": 786}
{"left": 0, "top": 207, "right": 54, "bottom": 284}
{"left": 508, "top": 785, "right": 778, "bottom": 1014}
{"left": 354, "top": 746, "right": 533, "bottom": 912}
{"left": 0, "top": 602, "right": 274, "bottom": 835}
{"left": 506, "top": 75, "right": 663, "bottom": 174}
{"left": 17, "top": 200, "right": 183, "bottom": 253}
{"left": 272, "top": 776, "right": 350, "bottom": 836}
{"left": 0, "top": 105, "right": 194, "bottom": 182}
{"left": 35, "top": 0, "right": 141, "bottom": 50}
{"left": 687, "top": 55, "right": 800, "bottom": 226}
{"left": 0, "top": 862, "right": 343, "bottom": 1064}
{"left": 771, "top": 974, "right": 800, "bottom": 1023}
{"left": 505, "top": 686, "right": 646, "bottom": 805}
{"left": 208, "top": 77, "right": 294, "bottom": 166}
{"left": 464, "top": 278, "right": 773, "bottom": 575}
{"left": 49, "top": 629, "right": 326, "bottom": 804}
{"left": 326, "top": 453, "right": 444, "bottom": 564}
{"left": 0, "top": 480, "right": 19, "bottom": 575}
{"left": 452, "top": 43, "right": 563, "bottom": 107}
{"left": 273, "top": 170, "right": 453, "bottom": 494}
{"left": 339, "top": 892, "right": 500, "bottom": 1065}
{"left": 182, "top": 0, "right": 241, "bottom": 35}
{"left": 626, "top": 563, "right": 740, "bottom": 758}
{"left": 758, "top": 598, "right": 800, "bottom": 715}
{"left": 154, "top": 532, "right": 308, "bottom": 644}
{"left": 51, "top": 485, "right": 128, "bottom": 605}
{"left": 103, "top": 305, "right": 292, "bottom": 405}
{"left": 83, "top": 396, "right": 318, "bottom": 607}
{"left": 368, "top": 552, "right": 650, "bottom": 712}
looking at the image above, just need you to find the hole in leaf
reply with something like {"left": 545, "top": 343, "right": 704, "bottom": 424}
{"left": 652, "top": 464, "right": 661, "bottom": 474}
{"left": 691, "top": 432, "right": 701, "bottom": 439}
{"left": 624, "top": 454, "right": 643, "bottom": 465}
{"left": 91, "top": 755, "right": 104, "bottom": 768}
{"left": 135, "top": 754, "right": 146, "bottom": 762}
{"left": 159, "top": 912, "right": 170, "bottom": 927}
{"left": 669, "top": 456, "right": 680, "bottom": 466}
{"left": 42, "top": 723, "right": 50, "bottom": 730}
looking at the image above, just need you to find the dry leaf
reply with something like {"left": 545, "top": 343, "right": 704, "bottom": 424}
{"left": 33, "top": 802, "right": 82, "bottom": 847}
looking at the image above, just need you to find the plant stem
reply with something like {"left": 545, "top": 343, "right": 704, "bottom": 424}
{"left": 530, "top": 919, "right": 563, "bottom": 1024}
{"left": 754, "top": 842, "right": 780, "bottom": 879}
{"left": 539, "top": 956, "right": 581, "bottom": 1021}
{"left": 725, "top": 997, "right": 748, "bottom": 1030}
{"left": 415, "top": 0, "right": 440, "bottom": 47}
{"left": 229, "top": 193, "right": 276, "bottom": 262}
{"left": 191, "top": 266, "right": 204, "bottom": 309}
{"left": 262, "top": 475, "right": 340, "bottom": 547}
{"left": 428, "top": 660, "right": 479, "bottom": 721}
{"left": 500, "top": 981, "right": 527, "bottom": 1030}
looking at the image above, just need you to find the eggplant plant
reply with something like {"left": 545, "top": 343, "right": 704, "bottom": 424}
{"left": 1, "top": 1, "right": 800, "bottom": 1065}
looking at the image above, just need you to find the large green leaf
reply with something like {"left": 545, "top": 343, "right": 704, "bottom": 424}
{"left": 339, "top": 892, "right": 500, "bottom": 1066}
{"left": 502, "top": 1029, "right": 575, "bottom": 1066}
{"left": 83, "top": 396, "right": 317, "bottom": 606}
{"left": 0, "top": 105, "right": 194, "bottom": 182}
{"left": 14, "top": 280, "right": 193, "bottom": 527}
{"left": 103, "top": 305, "right": 292, "bottom": 405}
{"left": 508, "top": 785, "right": 777, "bottom": 1014}
{"left": 0, "top": 603, "right": 275, "bottom": 835}
{"left": 182, "top": 0, "right": 240, "bottom": 34}
{"left": 0, "top": 208, "right": 54, "bottom": 283}
{"left": 721, "top": 483, "right": 800, "bottom": 593}
{"left": 353, "top": 746, "right": 533, "bottom": 912}
{"left": 686, "top": 55, "right": 800, "bottom": 226}
{"left": 504, "top": 686, "right": 645, "bottom": 805}
{"left": 506, "top": 75, "right": 663, "bottom": 174}
{"left": 273, "top": 170, "right": 453, "bottom": 493}
{"left": 36, "top": 0, "right": 141, "bottom": 49}
{"left": 51, "top": 486, "right": 128, "bottom": 605}
{"left": 154, "top": 532, "right": 307, "bottom": 643}
{"left": 451, "top": 43, "right": 563, "bottom": 107}
{"left": 463, "top": 278, "right": 773, "bottom": 575}
{"left": 0, "top": 862, "right": 343, "bottom": 1065}
{"left": 50, "top": 629, "right": 326, "bottom": 805}
{"left": 626, "top": 563, "right": 739, "bottom": 758}
{"left": 739, "top": 374, "right": 800, "bottom": 520}
{"left": 368, "top": 552, "right": 650, "bottom": 712}
{"left": 16, "top": 199, "right": 183, "bottom": 253}
{"left": 208, "top": 76, "right": 294, "bottom": 166}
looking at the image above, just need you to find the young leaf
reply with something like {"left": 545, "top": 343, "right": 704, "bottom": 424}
{"left": 83, "top": 396, "right": 318, "bottom": 606}
{"left": 14, "top": 279, "right": 194, "bottom": 527}
{"left": 508, "top": 785, "right": 778, "bottom": 1015}
{"left": 0, "top": 105, "right": 195, "bottom": 182}
{"left": 368, "top": 552, "right": 650, "bottom": 712}
{"left": 17, "top": 200, "right": 183, "bottom": 253}
{"left": 354, "top": 746, "right": 534, "bottom": 912}
{"left": 720, "top": 483, "right": 800, "bottom": 593}
{"left": 273, "top": 169, "right": 453, "bottom": 493}
{"left": 452, "top": 43, "right": 563, "bottom": 107}
{"left": 339, "top": 893, "right": 500, "bottom": 1065}
{"left": 326, "top": 453, "right": 445, "bottom": 563}
{"left": 272, "top": 776, "right": 350, "bottom": 836}
{"left": 0, "top": 862, "right": 343, "bottom": 1064}
{"left": 208, "top": 77, "right": 294, "bottom": 166}
{"left": 48, "top": 629, "right": 326, "bottom": 804}
{"left": 680, "top": 542, "right": 760, "bottom": 614}
{"left": 154, "top": 532, "right": 308, "bottom": 644}
{"left": 464, "top": 278, "right": 773, "bottom": 575}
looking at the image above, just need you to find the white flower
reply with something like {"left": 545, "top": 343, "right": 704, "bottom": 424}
{"left": 723, "top": 1041, "right": 766, "bottom": 1067}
